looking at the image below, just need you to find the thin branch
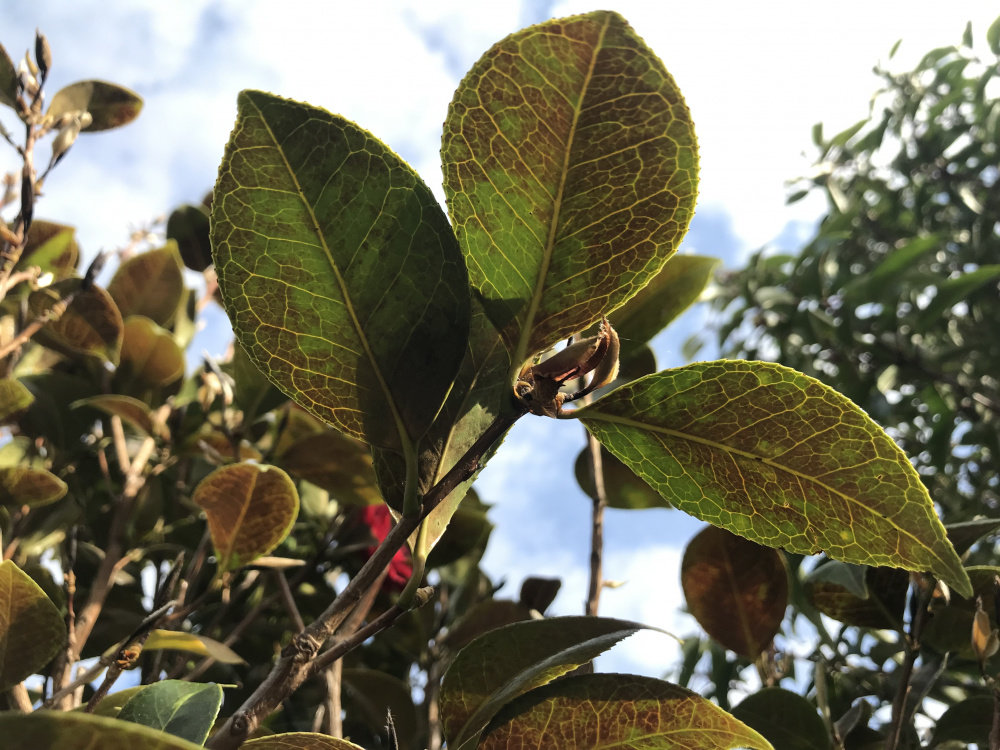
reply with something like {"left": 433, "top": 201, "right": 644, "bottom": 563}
{"left": 274, "top": 570, "right": 305, "bottom": 633}
{"left": 584, "top": 431, "right": 607, "bottom": 617}
{"left": 884, "top": 577, "right": 935, "bottom": 750}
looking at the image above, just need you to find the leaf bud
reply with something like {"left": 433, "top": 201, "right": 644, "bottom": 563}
{"left": 35, "top": 30, "right": 51, "bottom": 80}
{"left": 971, "top": 595, "right": 999, "bottom": 667}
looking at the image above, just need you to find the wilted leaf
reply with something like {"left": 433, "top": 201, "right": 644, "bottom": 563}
{"left": 804, "top": 563, "right": 908, "bottom": 630}
{"left": 0, "top": 378, "right": 34, "bottom": 422}
{"left": 480, "top": 673, "right": 774, "bottom": 750}
{"left": 193, "top": 462, "right": 299, "bottom": 572}
{"left": 0, "top": 712, "right": 202, "bottom": 750}
{"left": 442, "top": 10, "right": 698, "bottom": 369}
{"left": 0, "top": 559, "right": 67, "bottom": 691}
{"left": 732, "top": 687, "right": 831, "bottom": 750}
{"left": 29, "top": 280, "right": 123, "bottom": 363}
{"left": 610, "top": 254, "right": 721, "bottom": 361}
{"left": 440, "top": 615, "right": 649, "bottom": 749}
{"left": 243, "top": 733, "right": 366, "bottom": 750}
{"left": 118, "top": 680, "right": 223, "bottom": 745}
{"left": 120, "top": 316, "right": 185, "bottom": 386}
{"left": 574, "top": 443, "right": 666, "bottom": 509}
{"left": 17, "top": 220, "right": 79, "bottom": 279}
{"left": 73, "top": 394, "right": 169, "bottom": 439}
{"left": 212, "top": 89, "right": 470, "bottom": 452}
{"left": 108, "top": 243, "right": 185, "bottom": 326}
{"left": 47, "top": 79, "right": 143, "bottom": 131}
{"left": 682, "top": 525, "right": 788, "bottom": 658}
{"left": 142, "top": 629, "right": 245, "bottom": 664}
{"left": 0, "top": 43, "right": 16, "bottom": 110}
{"left": 167, "top": 204, "right": 212, "bottom": 271}
{"left": 577, "top": 361, "right": 972, "bottom": 597}
{"left": 0, "top": 466, "right": 67, "bottom": 507}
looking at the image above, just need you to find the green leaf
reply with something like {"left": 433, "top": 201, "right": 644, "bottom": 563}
{"left": 480, "top": 673, "right": 774, "bottom": 750}
{"left": 212, "top": 89, "right": 470, "bottom": 452}
{"left": 108, "top": 242, "right": 185, "bottom": 326}
{"left": 0, "top": 712, "right": 203, "bottom": 750}
{"left": 73, "top": 394, "right": 169, "bottom": 439}
{"left": 931, "top": 694, "right": 992, "bottom": 747}
{"left": 18, "top": 220, "right": 80, "bottom": 280}
{"left": 0, "top": 465, "right": 68, "bottom": 507}
{"left": 117, "top": 680, "right": 223, "bottom": 745}
{"left": 0, "top": 378, "right": 34, "bottom": 422}
{"left": 442, "top": 10, "right": 698, "bottom": 370}
{"left": 732, "top": 687, "right": 831, "bottom": 750}
{"left": 28, "top": 280, "right": 124, "bottom": 364}
{"left": 47, "top": 79, "right": 143, "bottom": 131}
{"left": 142, "top": 629, "right": 245, "bottom": 664}
{"left": 840, "top": 235, "right": 940, "bottom": 304}
{"left": 277, "top": 429, "right": 381, "bottom": 507}
{"left": 576, "top": 361, "right": 972, "bottom": 597}
{"left": 574, "top": 442, "right": 667, "bottom": 509}
{"left": 439, "top": 615, "right": 650, "bottom": 750}
{"left": 167, "top": 204, "right": 213, "bottom": 271}
{"left": 804, "top": 564, "right": 907, "bottom": 630}
{"left": 192, "top": 462, "right": 299, "bottom": 572}
{"left": 609, "top": 254, "right": 721, "bottom": 360}
{"left": 119, "top": 315, "right": 185, "bottom": 386}
{"left": 243, "top": 733, "right": 366, "bottom": 750}
{"left": 0, "top": 43, "right": 17, "bottom": 110}
{"left": 681, "top": 525, "right": 788, "bottom": 658}
{"left": 0, "top": 559, "right": 67, "bottom": 691}
{"left": 988, "top": 15, "right": 1000, "bottom": 56}
{"left": 916, "top": 265, "right": 1000, "bottom": 329}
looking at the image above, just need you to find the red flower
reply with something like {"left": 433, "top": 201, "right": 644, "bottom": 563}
{"left": 359, "top": 504, "right": 413, "bottom": 591}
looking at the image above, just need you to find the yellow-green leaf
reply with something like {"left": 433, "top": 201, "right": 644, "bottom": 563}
{"left": 142, "top": 629, "right": 245, "bottom": 664}
{"left": 120, "top": 315, "right": 185, "bottom": 386}
{"left": 193, "top": 462, "right": 299, "bottom": 572}
{"left": 17, "top": 220, "right": 80, "bottom": 280}
{"left": 442, "top": 10, "right": 698, "bottom": 370}
{"left": 577, "top": 360, "right": 972, "bottom": 597}
{"left": 0, "top": 465, "right": 68, "bottom": 507}
{"left": 212, "top": 89, "right": 470, "bottom": 452}
{"left": 108, "top": 242, "right": 185, "bottom": 326}
{"left": 28, "top": 281, "right": 123, "bottom": 363}
{"left": 0, "top": 712, "right": 202, "bottom": 750}
{"left": 0, "top": 378, "right": 34, "bottom": 422}
{"left": 73, "top": 394, "right": 169, "bottom": 439}
{"left": 0, "top": 559, "right": 67, "bottom": 691}
{"left": 480, "top": 673, "right": 774, "bottom": 750}
{"left": 47, "top": 79, "right": 143, "bottom": 131}
{"left": 277, "top": 429, "right": 380, "bottom": 507}
{"left": 243, "top": 733, "right": 366, "bottom": 750}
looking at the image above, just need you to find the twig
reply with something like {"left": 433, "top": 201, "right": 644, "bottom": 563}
{"left": 990, "top": 684, "right": 1000, "bottom": 750}
{"left": 274, "top": 570, "right": 305, "bottom": 633}
{"left": 584, "top": 432, "right": 607, "bottom": 617}
{"left": 884, "top": 576, "right": 935, "bottom": 750}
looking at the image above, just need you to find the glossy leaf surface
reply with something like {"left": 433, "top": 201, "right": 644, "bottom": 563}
{"left": 108, "top": 243, "right": 185, "bottom": 326}
{"left": 117, "top": 680, "right": 223, "bottom": 745}
{"left": 480, "top": 673, "right": 774, "bottom": 750}
{"left": 29, "top": 281, "right": 123, "bottom": 363}
{"left": 681, "top": 525, "right": 788, "bottom": 658}
{"left": 0, "top": 712, "right": 202, "bottom": 750}
{"left": 440, "top": 615, "right": 647, "bottom": 749}
{"left": 577, "top": 360, "right": 972, "bottom": 596}
{"left": 212, "top": 89, "right": 470, "bottom": 452}
{"left": 47, "top": 79, "right": 143, "bottom": 130}
{"left": 442, "top": 10, "right": 698, "bottom": 369}
{"left": 0, "top": 465, "right": 67, "bottom": 507}
{"left": 0, "top": 559, "right": 66, "bottom": 691}
{"left": 193, "top": 462, "right": 299, "bottom": 572}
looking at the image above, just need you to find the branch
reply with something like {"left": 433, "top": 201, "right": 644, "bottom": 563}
{"left": 584, "top": 431, "right": 607, "bottom": 617}
{"left": 884, "top": 576, "right": 935, "bottom": 750}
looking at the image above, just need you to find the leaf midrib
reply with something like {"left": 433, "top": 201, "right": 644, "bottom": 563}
{"left": 512, "top": 15, "right": 611, "bottom": 372}
{"left": 246, "top": 94, "right": 411, "bottom": 452}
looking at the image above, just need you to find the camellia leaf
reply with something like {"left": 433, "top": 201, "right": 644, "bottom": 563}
{"left": 192, "top": 462, "right": 299, "bottom": 572}
{"left": 0, "top": 466, "right": 68, "bottom": 507}
{"left": 117, "top": 680, "right": 223, "bottom": 745}
{"left": 0, "top": 43, "right": 16, "bottom": 110}
{"left": 442, "top": 10, "right": 698, "bottom": 371}
{"left": 108, "top": 242, "right": 185, "bottom": 326}
{"left": 804, "top": 563, "right": 908, "bottom": 631}
{"left": 243, "top": 733, "right": 366, "bottom": 750}
{"left": 439, "top": 615, "right": 651, "bottom": 750}
{"left": 342, "top": 668, "right": 418, "bottom": 747}
{"left": 167, "top": 204, "right": 213, "bottom": 272}
{"left": 0, "top": 378, "right": 34, "bottom": 422}
{"left": 931, "top": 695, "right": 993, "bottom": 747}
{"left": 576, "top": 360, "right": 973, "bottom": 597}
{"left": 277, "top": 429, "right": 381, "bottom": 507}
{"left": 119, "top": 316, "right": 185, "bottom": 386}
{"left": 479, "top": 673, "right": 774, "bottom": 750}
{"left": 574, "top": 442, "right": 666, "bottom": 509}
{"left": 212, "top": 89, "right": 470, "bottom": 453}
{"left": 28, "top": 280, "right": 124, "bottom": 364}
{"left": 142, "top": 629, "right": 245, "bottom": 664}
{"left": 731, "top": 687, "right": 831, "bottom": 750}
{"left": 17, "top": 220, "right": 80, "bottom": 280}
{"left": 0, "top": 559, "right": 67, "bottom": 691}
{"left": 0, "top": 712, "right": 203, "bottom": 750}
{"left": 681, "top": 525, "right": 788, "bottom": 658}
{"left": 609, "top": 254, "right": 721, "bottom": 361}
{"left": 72, "top": 394, "right": 169, "bottom": 439}
{"left": 47, "top": 79, "right": 143, "bottom": 131}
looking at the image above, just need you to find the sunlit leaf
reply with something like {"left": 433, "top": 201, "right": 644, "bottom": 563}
{"left": 440, "top": 615, "right": 649, "bottom": 749}
{"left": 480, "top": 673, "right": 774, "bottom": 750}
{"left": 230, "top": 341, "right": 288, "bottom": 421}
{"left": 212, "top": 89, "right": 470, "bottom": 452}
{"left": 0, "top": 466, "right": 67, "bottom": 507}
{"left": 916, "top": 265, "right": 1000, "bottom": 328}
{"left": 47, "top": 79, "right": 143, "bottom": 131}
{"left": 119, "top": 315, "right": 185, "bottom": 386}
{"left": 243, "top": 733, "right": 366, "bottom": 750}
{"left": 732, "top": 687, "right": 831, "bottom": 750}
{"left": 108, "top": 242, "right": 185, "bottom": 326}
{"left": 17, "top": 220, "right": 79, "bottom": 280}
{"left": 118, "top": 680, "right": 223, "bottom": 745}
{"left": 167, "top": 204, "right": 212, "bottom": 271}
{"left": 682, "top": 525, "right": 788, "bottom": 658}
{"left": 0, "top": 378, "right": 34, "bottom": 423}
{"left": 442, "top": 10, "right": 698, "bottom": 370}
{"left": 840, "top": 235, "right": 940, "bottom": 304}
{"left": 28, "top": 280, "right": 123, "bottom": 363}
{"left": 574, "top": 443, "right": 666, "bottom": 509}
{"left": 0, "top": 559, "right": 67, "bottom": 691}
{"left": 0, "top": 43, "right": 16, "bottom": 110}
{"left": 193, "top": 462, "right": 299, "bottom": 572}
{"left": 577, "top": 361, "right": 972, "bottom": 597}
{"left": 610, "top": 254, "right": 721, "bottom": 360}
{"left": 142, "top": 629, "right": 245, "bottom": 664}
{"left": 0, "top": 712, "right": 202, "bottom": 750}
{"left": 73, "top": 394, "right": 169, "bottom": 439}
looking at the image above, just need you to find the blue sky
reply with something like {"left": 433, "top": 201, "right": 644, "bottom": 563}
{"left": 4, "top": 0, "right": 997, "bottom": 679}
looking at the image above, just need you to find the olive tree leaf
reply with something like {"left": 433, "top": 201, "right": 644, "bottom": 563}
{"left": 576, "top": 360, "right": 973, "bottom": 597}
{"left": 0, "top": 559, "right": 67, "bottom": 691}
{"left": 212, "top": 90, "right": 470, "bottom": 453}
{"left": 480, "top": 673, "right": 774, "bottom": 750}
{"left": 442, "top": 10, "right": 698, "bottom": 371}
